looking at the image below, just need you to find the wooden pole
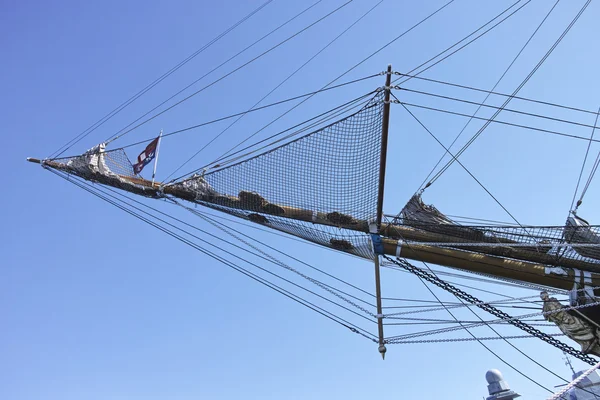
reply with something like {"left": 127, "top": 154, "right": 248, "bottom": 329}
{"left": 376, "top": 64, "right": 392, "bottom": 230}
{"left": 374, "top": 65, "right": 392, "bottom": 359}
{"left": 151, "top": 130, "right": 163, "bottom": 186}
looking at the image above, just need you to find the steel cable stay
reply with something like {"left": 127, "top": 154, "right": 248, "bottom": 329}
{"left": 383, "top": 292, "right": 572, "bottom": 318}
{"left": 48, "top": 0, "right": 276, "bottom": 159}
{"left": 171, "top": 0, "right": 460, "bottom": 182}
{"left": 186, "top": 207, "right": 377, "bottom": 318}
{"left": 397, "top": 72, "right": 600, "bottom": 116}
{"left": 49, "top": 80, "right": 378, "bottom": 162}
{"left": 384, "top": 255, "right": 598, "bottom": 365}
{"left": 46, "top": 168, "right": 381, "bottom": 341}
{"left": 163, "top": 0, "right": 386, "bottom": 183}
{"left": 57, "top": 169, "right": 379, "bottom": 317}
{"left": 397, "top": 99, "right": 533, "bottom": 240}
{"left": 396, "top": 88, "right": 600, "bottom": 133}
{"left": 392, "top": 255, "right": 556, "bottom": 393}
{"left": 92, "top": 180, "right": 379, "bottom": 318}
{"left": 409, "top": 0, "right": 592, "bottom": 189}
{"left": 105, "top": 0, "right": 357, "bottom": 145}
{"left": 396, "top": 100, "right": 600, "bottom": 144}
{"left": 571, "top": 106, "right": 600, "bottom": 213}
{"left": 391, "top": 0, "right": 531, "bottom": 89}
{"left": 382, "top": 232, "right": 599, "bottom": 392}
{"left": 390, "top": 333, "right": 566, "bottom": 343}
{"left": 383, "top": 256, "right": 600, "bottom": 398}
{"left": 180, "top": 205, "right": 376, "bottom": 300}
{"left": 172, "top": 89, "right": 379, "bottom": 181}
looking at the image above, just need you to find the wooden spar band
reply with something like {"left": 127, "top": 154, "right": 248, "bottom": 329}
{"left": 31, "top": 157, "right": 600, "bottom": 289}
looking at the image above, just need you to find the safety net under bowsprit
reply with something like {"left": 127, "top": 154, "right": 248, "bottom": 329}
{"left": 167, "top": 91, "right": 386, "bottom": 259}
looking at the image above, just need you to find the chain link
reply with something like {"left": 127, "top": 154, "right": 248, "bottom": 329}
{"left": 384, "top": 256, "right": 598, "bottom": 365}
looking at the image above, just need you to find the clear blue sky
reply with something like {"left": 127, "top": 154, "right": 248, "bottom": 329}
{"left": 3, "top": 0, "right": 600, "bottom": 399}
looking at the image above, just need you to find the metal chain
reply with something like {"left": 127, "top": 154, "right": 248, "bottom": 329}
{"left": 384, "top": 255, "right": 598, "bottom": 365}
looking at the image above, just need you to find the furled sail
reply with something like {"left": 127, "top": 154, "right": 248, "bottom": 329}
{"left": 564, "top": 214, "right": 600, "bottom": 261}
{"left": 391, "top": 194, "right": 600, "bottom": 272}
{"left": 58, "top": 143, "right": 159, "bottom": 198}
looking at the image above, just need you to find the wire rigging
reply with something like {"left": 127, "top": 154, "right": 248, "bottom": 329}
{"left": 397, "top": 98, "right": 531, "bottom": 233}
{"left": 397, "top": 72, "right": 600, "bottom": 116}
{"left": 571, "top": 106, "right": 600, "bottom": 212}
{"left": 397, "top": 100, "right": 600, "bottom": 144}
{"left": 106, "top": 0, "right": 354, "bottom": 145}
{"left": 47, "top": 167, "right": 379, "bottom": 340}
{"left": 169, "top": 0, "right": 457, "bottom": 182}
{"left": 48, "top": 0, "right": 275, "bottom": 159}
{"left": 393, "top": 0, "right": 531, "bottom": 87}
{"left": 164, "top": 0, "right": 385, "bottom": 182}
{"left": 167, "top": 89, "right": 377, "bottom": 182}
{"left": 389, "top": 255, "right": 555, "bottom": 393}
{"left": 426, "top": 0, "right": 593, "bottom": 187}
{"left": 74, "top": 80, "right": 376, "bottom": 159}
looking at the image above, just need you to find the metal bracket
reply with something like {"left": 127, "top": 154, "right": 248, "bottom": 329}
{"left": 371, "top": 233, "right": 384, "bottom": 255}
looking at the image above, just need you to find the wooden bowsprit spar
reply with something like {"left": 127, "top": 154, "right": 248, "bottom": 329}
{"left": 27, "top": 154, "right": 600, "bottom": 291}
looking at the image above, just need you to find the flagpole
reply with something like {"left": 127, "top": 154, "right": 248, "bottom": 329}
{"left": 152, "top": 129, "right": 163, "bottom": 186}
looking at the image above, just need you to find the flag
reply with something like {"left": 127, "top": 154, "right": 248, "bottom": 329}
{"left": 133, "top": 137, "right": 160, "bottom": 175}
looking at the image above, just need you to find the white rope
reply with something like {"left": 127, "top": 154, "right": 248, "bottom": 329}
{"left": 547, "top": 359, "right": 600, "bottom": 400}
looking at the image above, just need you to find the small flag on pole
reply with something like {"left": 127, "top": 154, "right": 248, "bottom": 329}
{"left": 133, "top": 136, "right": 160, "bottom": 175}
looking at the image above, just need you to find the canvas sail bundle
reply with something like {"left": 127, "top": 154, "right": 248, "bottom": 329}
{"left": 54, "top": 143, "right": 159, "bottom": 198}
{"left": 564, "top": 215, "right": 600, "bottom": 261}
{"left": 393, "top": 194, "right": 600, "bottom": 268}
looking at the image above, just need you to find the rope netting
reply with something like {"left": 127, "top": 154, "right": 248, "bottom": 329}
{"left": 167, "top": 92, "right": 385, "bottom": 259}
{"left": 391, "top": 195, "right": 600, "bottom": 265}
{"left": 47, "top": 144, "right": 159, "bottom": 197}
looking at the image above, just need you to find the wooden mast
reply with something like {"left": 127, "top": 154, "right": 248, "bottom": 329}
{"left": 373, "top": 65, "right": 392, "bottom": 359}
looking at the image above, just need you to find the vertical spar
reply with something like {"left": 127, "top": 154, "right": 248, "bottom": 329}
{"left": 373, "top": 64, "right": 392, "bottom": 359}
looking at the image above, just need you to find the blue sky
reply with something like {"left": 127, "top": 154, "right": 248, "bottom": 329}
{"left": 3, "top": 0, "right": 600, "bottom": 399}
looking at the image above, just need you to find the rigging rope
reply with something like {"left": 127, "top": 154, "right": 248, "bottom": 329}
{"left": 397, "top": 99, "right": 532, "bottom": 234}
{"left": 48, "top": 0, "right": 275, "bottom": 159}
{"left": 105, "top": 0, "right": 355, "bottom": 145}
{"left": 172, "top": 89, "right": 378, "bottom": 180}
{"left": 397, "top": 72, "right": 600, "bottom": 116}
{"left": 572, "top": 106, "right": 600, "bottom": 212}
{"left": 49, "top": 82, "right": 377, "bottom": 162}
{"left": 391, "top": 333, "right": 566, "bottom": 344}
{"left": 392, "top": 0, "right": 531, "bottom": 87}
{"left": 163, "top": 0, "right": 385, "bottom": 182}
{"left": 397, "top": 100, "right": 600, "bottom": 144}
{"left": 384, "top": 255, "right": 598, "bottom": 365}
{"left": 399, "top": 87, "right": 600, "bottom": 136}
{"left": 186, "top": 205, "right": 377, "bottom": 318}
{"left": 171, "top": 0, "right": 456, "bottom": 182}
{"left": 425, "top": 0, "right": 593, "bottom": 187}
{"left": 47, "top": 167, "right": 380, "bottom": 341}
